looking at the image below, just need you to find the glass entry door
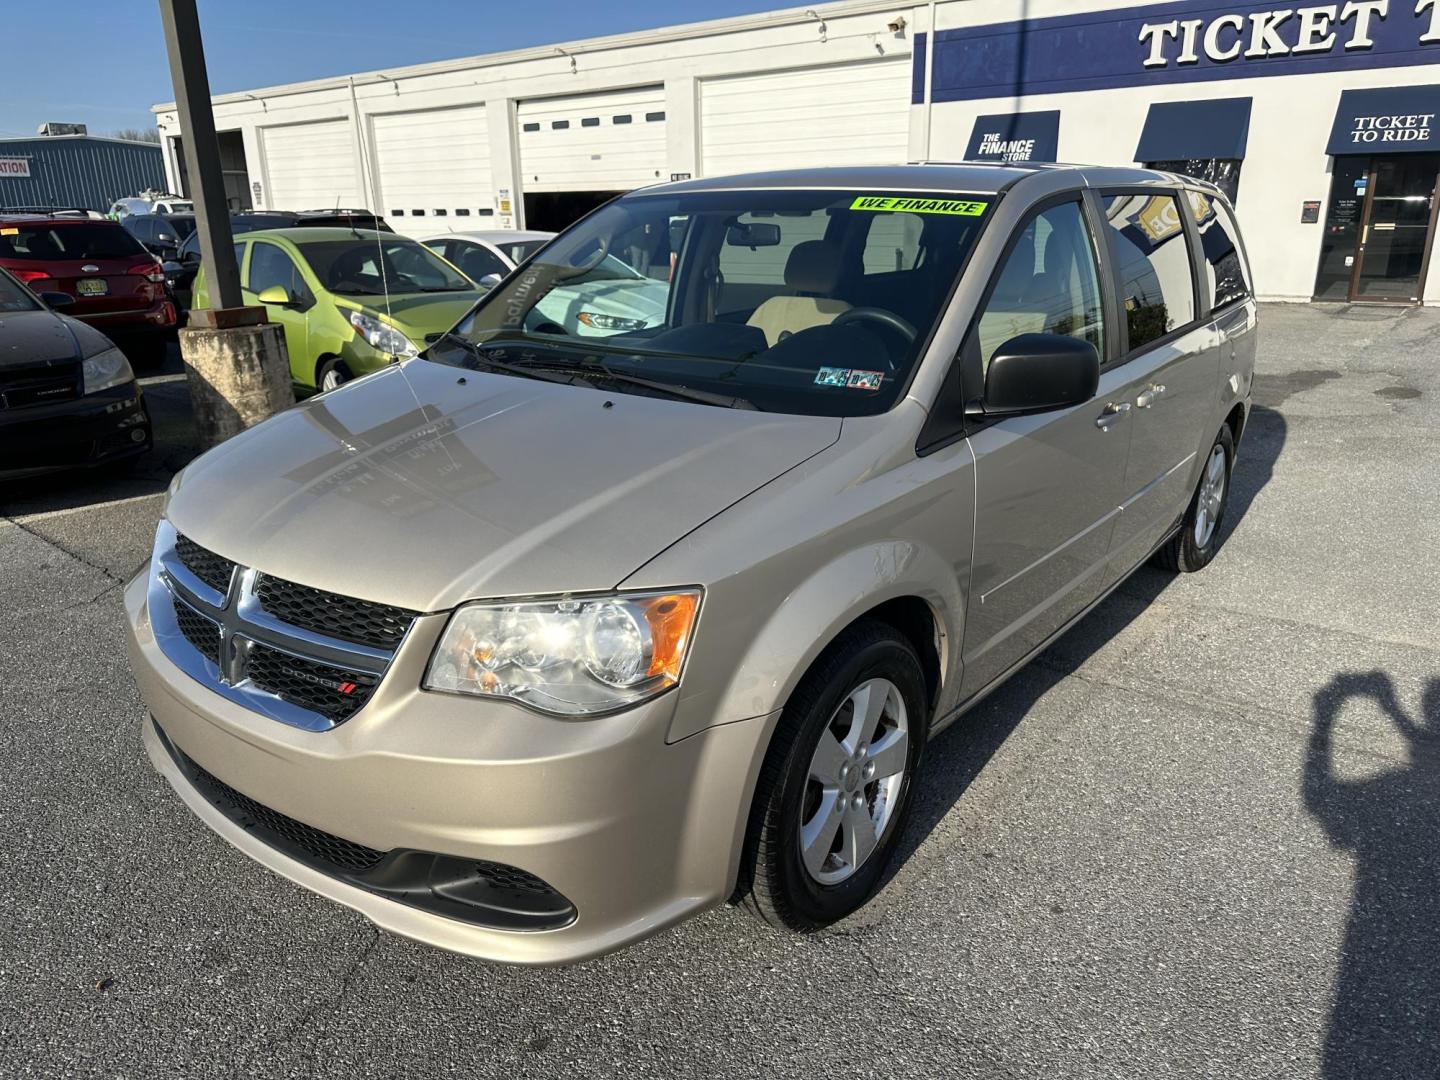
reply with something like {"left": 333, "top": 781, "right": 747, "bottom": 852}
{"left": 1314, "top": 154, "right": 1440, "bottom": 303}
{"left": 1352, "top": 155, "right": 1439, "bottom": 302}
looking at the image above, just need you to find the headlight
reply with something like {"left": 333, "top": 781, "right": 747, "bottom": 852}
{"left": 81, "top": 347, "right": 134, "bottom": 394}
{"left": 424, "top": 590, "right": 701, "bottom": 716}
{"left": 347, "top": 310, "right": 418, "bottom": 359}
{"left": 576, "top": 312, "right": 648, "bottom": 331}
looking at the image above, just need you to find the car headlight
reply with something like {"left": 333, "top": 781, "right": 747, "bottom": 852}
{"left": 576, "top": 312, "right": 648, "bottom": 331}
{"left": 347, "top": 310, "right": 418, "bottom": 359}
{"left": 81, "top": 347, "right": 134, "bottom": 394}
{"left": 424, "top": 590, "right": 701, "bottom": 716}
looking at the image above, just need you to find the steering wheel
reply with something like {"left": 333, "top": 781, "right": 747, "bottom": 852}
{"left": 833, "top": 307, "right": 918, "bottom": 344}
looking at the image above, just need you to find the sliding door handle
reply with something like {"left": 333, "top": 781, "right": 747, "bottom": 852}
{"left": 1095, "top": 402, "right": 1131, "bottom": 431}
{"left": 1135, "top": 383, "right": 1166, "bottom": 409}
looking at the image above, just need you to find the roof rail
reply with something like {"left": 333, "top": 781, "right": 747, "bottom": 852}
{"left": 0, "top": 206, "right": 104, "bottom": 218}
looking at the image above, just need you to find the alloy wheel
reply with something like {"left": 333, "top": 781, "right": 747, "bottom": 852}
{"left": 798, "top": 677, "right": 909, "bottom": 886}
{"left": 1194, "top": 443, "right": 1227, "bottom": 548}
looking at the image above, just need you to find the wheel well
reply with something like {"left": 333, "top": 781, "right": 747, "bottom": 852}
{"left": 1225, "top": 402, "right": 1246, "bottom": 447}
{"left": 858, "top": 596, "right": 944, "bottom": 709}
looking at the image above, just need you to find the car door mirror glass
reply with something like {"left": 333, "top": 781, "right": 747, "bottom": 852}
{"left": 975, "top": 333, "right": 1099, "bottom": 417}
{"left": 38, "top": 291, "right": 75, "bottom": 309}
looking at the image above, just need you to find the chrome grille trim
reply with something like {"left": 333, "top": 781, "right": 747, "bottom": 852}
{"left": 148, "top": 520, "right": 414, "bottom": 732}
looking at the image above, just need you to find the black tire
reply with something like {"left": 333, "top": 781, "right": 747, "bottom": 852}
{"left": 316, "top": 357, "right": 352, "bottom": 393}
{"left": 1154, "top": 423, "right": 1235, "bottom": 573}
{"left": 737, "top": 621, "right": 928, "bottom": 932}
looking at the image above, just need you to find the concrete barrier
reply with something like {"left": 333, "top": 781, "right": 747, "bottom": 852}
{"left": 178, "top": 322, "right": 294, "bottom": 451}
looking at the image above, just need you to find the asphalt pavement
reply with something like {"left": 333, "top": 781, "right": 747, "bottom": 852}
{"left": 2, "top": 304, "right": 1438, "bottom": 1079}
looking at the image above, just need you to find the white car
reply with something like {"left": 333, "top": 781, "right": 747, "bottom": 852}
{"left": 108, "top": 195, "right": 194, "bottom": 219}
{"left": 420, "top": 228, "right": 669, "bottom": 337}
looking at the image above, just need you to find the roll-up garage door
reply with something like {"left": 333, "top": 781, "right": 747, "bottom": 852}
{"left": 371, "top": 105, "right": 492, "bottom": 234}
{"left": 517, "top": 86, "right": 667, "bottom": 192}
{"left": 700, "top": 59, "right": 910, "bottom": 176}
{"left": 262, "top": 120, "right": 363, "bottom": 211}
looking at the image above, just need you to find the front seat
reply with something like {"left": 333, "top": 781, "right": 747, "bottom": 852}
{"left": 745, "top": 240, "right": 851, "bottom": 347}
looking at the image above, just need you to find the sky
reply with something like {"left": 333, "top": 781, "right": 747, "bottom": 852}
{"left": 0, "top": 0, "right": 785, "bottom": 138}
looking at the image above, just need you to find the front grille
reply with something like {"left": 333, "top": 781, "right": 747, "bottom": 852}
{"left": 0, "top": 365, "right": 80, "bottom": 409}
{"left": 183, "top": 749, "right": 387, "bottom": 873}
{"left": 474, "top": 860, "right": 554, "bottom": 896}
{"left": 174, "top": 534, "right": 236, "bottom": 595}
{"left": 255, "top": 574, "right": 417, "bottom": 650}
{"left": 245, "top": 644, "right": 378, "bottom": 725}
{"left": 173, "top": 600, "right": 221, "bottom": 666}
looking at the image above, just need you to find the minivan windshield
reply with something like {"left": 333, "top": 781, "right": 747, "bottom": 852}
{"left": 436, "top": 189, "right": 994, "bottom": 416}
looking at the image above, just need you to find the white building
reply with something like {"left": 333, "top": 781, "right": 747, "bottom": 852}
{"left": 155, "top": 0, "right": 1440, "bottom": 304}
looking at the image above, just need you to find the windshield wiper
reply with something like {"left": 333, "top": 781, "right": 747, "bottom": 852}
{"left": 429, "top": 332, "right": 598, "bottom": 388}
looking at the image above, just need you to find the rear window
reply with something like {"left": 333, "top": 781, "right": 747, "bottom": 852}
{"left": 0, "top": 222, "right": 146, "bottom": 261}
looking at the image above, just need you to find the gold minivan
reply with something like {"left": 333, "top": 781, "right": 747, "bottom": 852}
{"left": 126, "top": 164, "right": 1256, "bottom": 965}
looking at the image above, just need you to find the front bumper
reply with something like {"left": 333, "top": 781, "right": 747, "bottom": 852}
{"left": 0, "top": 383, "right": 150, "bottom": 479}
{"left": 125, "top": 567, "right": 775, "bottom": 965}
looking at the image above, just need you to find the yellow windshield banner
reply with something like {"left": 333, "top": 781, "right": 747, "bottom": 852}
{"left": 850, "top": 195, "right": 988, "bottom": 216}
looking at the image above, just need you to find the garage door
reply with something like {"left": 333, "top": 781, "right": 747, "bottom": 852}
{"left": 262, "top": 120, "right": 363, "bottom": 211}
{"left": 517, "top": 86, "right": 666, "bottom": 192}
{"left": 371, "top": 105, "right": 492, "bottom": 234}
{"left": 700, "top": 59, "right": 910, "bottom": 176}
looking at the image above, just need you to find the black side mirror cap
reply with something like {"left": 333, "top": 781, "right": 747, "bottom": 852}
{"left": 970, "top": 333, "right": 1100, "bottom": 418}
{"left": 38, "top": 291, "right": 75, "bottom": 310}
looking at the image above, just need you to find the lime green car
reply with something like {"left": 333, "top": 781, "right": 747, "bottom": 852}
{"left": 194, "top": 228, "right": 484, "bottom": 393}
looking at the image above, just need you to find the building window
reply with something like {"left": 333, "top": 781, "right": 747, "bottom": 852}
{"left": 391, "top": 209, "right": 405, "bottom": 216}
{"left": 456, "top": 208, "right": 471, "bottom": 217}
{"left": 581, "top": 117, "right": 599, "bottom": 127}
{"left": 613, "top": 114, "right": 632, "bottom": 125}
{"left": 435, "top": 209, "right": 448, "bottom": 216}
{"left": 551, "top": 120, "right": 569, "bottom": 130}
{"left": 411, "top": 209, "right": 426, "bottom": 216}
{"left": 522, "top": 122, "right": 540, "bottom": 132}
{"left": 645, "top": 111, "right": 665, "bottom": 122}
{"left": 1145, "top": 159, "right": 1243, "bottom": 205}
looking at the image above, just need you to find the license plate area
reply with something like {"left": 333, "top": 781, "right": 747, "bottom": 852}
{"left": 76, "top": 278, "right": 108, "bottom": 296}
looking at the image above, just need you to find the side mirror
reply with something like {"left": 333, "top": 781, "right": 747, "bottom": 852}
{"left": 256, "top": 285, "right": 292, "bottom": 306}
{"left": 39, "top": 291, "right": 75, "bottom": 310}
{"left": 182, "top": 250, "right": 201, "bottom": 265}
{"left": 477, "top": 272, "right": 503, "bottom": 290}
{"left": 972, "top": 333, "right": 1100, "bottom": 417}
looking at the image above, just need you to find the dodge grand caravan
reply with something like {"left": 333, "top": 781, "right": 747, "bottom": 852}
{"left": 125, "top": 164, "right": 1256, "bottom": 965}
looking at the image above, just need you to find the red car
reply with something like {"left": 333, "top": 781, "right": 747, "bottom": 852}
{"left": 0, "top": 213, "right": 176, "bottom": 363}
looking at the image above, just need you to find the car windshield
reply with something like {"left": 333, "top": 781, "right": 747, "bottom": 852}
{"left": 0, "top": 222, "right": 146, "bottom": 261}
{"left": 297, "top": 236, "right": 475, "bottom": 296}
{"left": 0, "top": 271, "right": 40, "bottom": 312}
{"left": 436, "top": 188, "right": 994, "bottom": 416}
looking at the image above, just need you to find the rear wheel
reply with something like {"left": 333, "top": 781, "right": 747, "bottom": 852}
{"left": 317, "top": 357, "right": 352, "bottom": 393}
{"left": 737, "top": 622, "right": 927, "bottom": 931}
{"left": 1154, "top": 424, "right": 1234, "bottom": 573}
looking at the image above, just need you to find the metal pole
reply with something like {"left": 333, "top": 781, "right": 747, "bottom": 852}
{"left": 157, "top": 0, "right": 241, "bottom": 311}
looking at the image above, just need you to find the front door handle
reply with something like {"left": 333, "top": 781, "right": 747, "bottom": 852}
{"left": 1095, "top": 401, "right": 1132, "bottom": 430}
{"left": 1135, "top": 383, "right": 1166, "bottom": 409}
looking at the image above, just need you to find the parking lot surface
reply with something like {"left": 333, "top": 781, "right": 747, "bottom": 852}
{"left": 3, "top": 304, "right": 1438, "bottom": 1079}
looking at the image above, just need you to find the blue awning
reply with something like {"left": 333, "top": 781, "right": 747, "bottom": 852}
{"left": 1327, "top": 86, "right": 1440, "bottom": 156}
{"left": 964, "top": 111, "right": 1060, "bottom": 163}
{"left": 1135, "top": 98, "right": 1252, "bottom": 162}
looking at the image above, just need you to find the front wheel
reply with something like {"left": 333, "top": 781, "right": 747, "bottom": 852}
{"left": 317, "top": 357, "right": 352, "bottom": 393}
{"left": 1154, "top": 423, "right": 1235, "bottom": 573}
{"left": 737, "top": 621, "right": 928, "bottom": 931}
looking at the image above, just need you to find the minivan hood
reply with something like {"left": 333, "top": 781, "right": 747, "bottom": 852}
{"left": 167, "top": 360, "right": 841, "bottom": 612}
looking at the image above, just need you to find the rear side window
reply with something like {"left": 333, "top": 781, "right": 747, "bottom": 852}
{"left": 974, "top": 200, "right": 1105, "bottom": 369}
{"left": 1190, "top": 193, "right": 1251, "bottom": 312}
{"left": 861, "top": 212, "right": 924, "bottom": 274}
{"left": 0, "top": 223, "right": 145, "bottom": 261}
{"left": 1101, "top": 193, "right": 1196, "bottom": 351}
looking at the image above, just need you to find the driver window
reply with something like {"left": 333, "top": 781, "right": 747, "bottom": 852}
{"left": 247, "top": 242, "right": 308, "bottom": 301}
{"left": 974, "top": 200, "right": 1104, "bottom": 370}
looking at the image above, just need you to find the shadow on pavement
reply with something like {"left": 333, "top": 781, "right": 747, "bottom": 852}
{"left": 1305, "top": 672, "right": 1440, "bottom": 1080}
{"left": 889, "top": 402, "right": 1288, "bottom": 887}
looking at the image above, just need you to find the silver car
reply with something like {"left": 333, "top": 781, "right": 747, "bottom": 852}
{"left": 125, "top": 164, "right": 1255, "bottom": 965}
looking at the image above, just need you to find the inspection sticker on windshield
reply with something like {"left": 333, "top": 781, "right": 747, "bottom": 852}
{"left": 815, "top": 367, "right": 851, "bottom": 387}
{"left": 847, "top": 370, "right": 883, "bottom": 391}
{"left": 0, "top": 228, "right": 16, "bottom": 236}
{"left": 850, "top": 196, "right": 987, "bottom": 216}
